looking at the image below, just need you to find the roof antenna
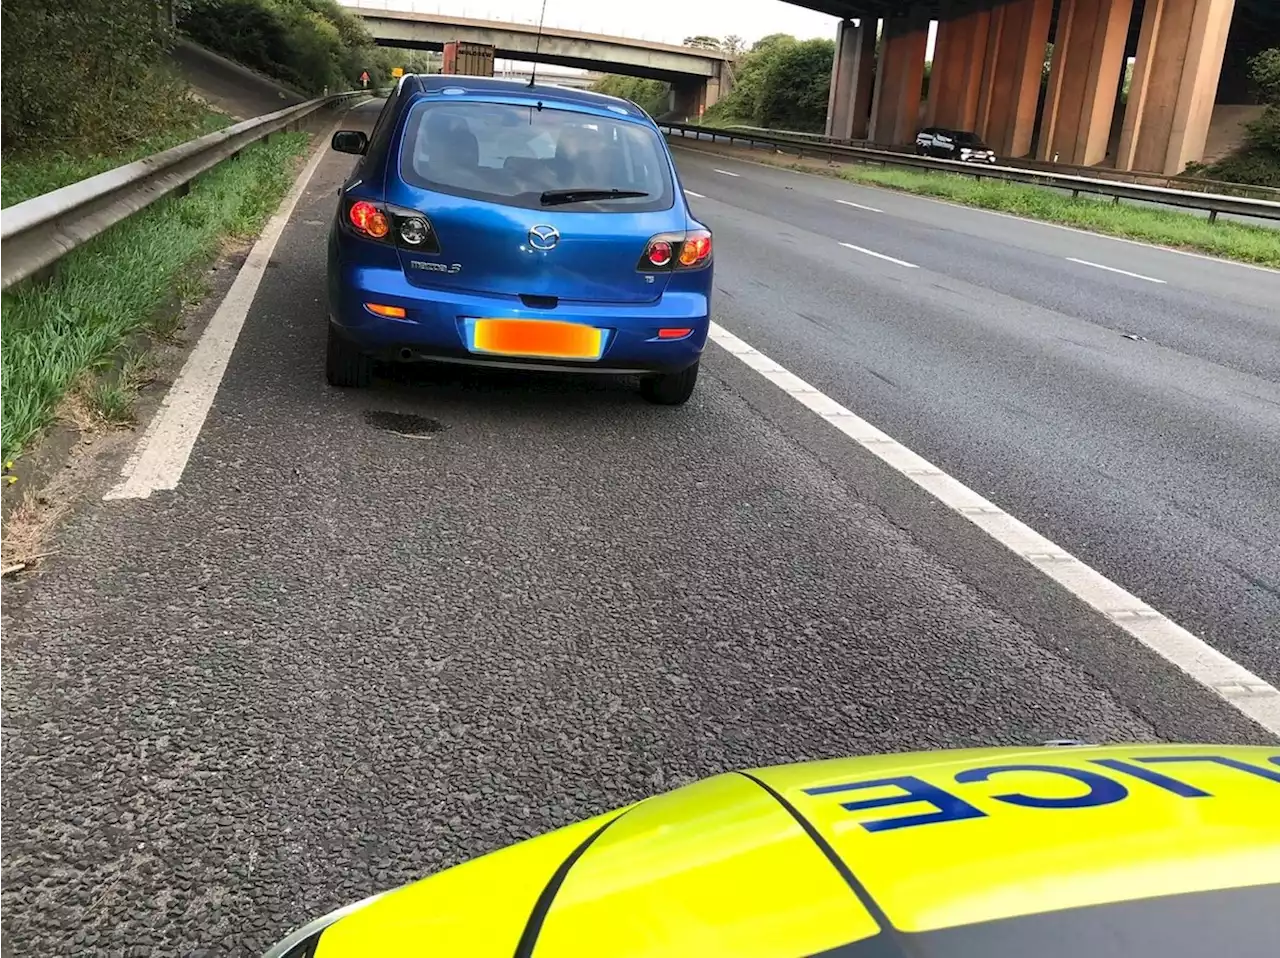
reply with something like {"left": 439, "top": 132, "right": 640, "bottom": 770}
{"left": 528, "top": 0, "right": 550, "bottom": 88}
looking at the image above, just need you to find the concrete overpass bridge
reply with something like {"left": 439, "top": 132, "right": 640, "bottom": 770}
{"left": 344, "top": 6, "right": 731, "bottom": 118}
{"left": 806, "top": 0, "right": 1279, "bottom": 175}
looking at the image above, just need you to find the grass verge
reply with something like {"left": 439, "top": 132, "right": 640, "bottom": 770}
{"left": 674, "top": 142, "right": 1280, "bottom": 268}
{"left": 2, "top": 111, "right": 232, "bottom": 208}
{"left": 832, "top": 166, "right": 1280, "bottom": 267}
{"left": 1, "top": 131, "right": 310, "bottom": 463}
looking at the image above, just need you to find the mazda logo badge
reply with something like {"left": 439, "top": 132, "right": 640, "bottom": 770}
{"left": 528, "top": 225, "right": 560, "bottom": 251}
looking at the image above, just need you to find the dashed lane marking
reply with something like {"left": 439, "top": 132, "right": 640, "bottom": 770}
{"left": 714, "top": 169, "right": 741, "bottom": 177}
{"left": 683, "top": 189, "right": 706, "bottom": 198}
{"left": 837, "top": 199, "right": 884, "bottom": 213}
{"left": 839, "top": 242, "right": 919, "bottom": 269}
{"left": 1066, "top": 258, "right": 1166, "bottom": 284}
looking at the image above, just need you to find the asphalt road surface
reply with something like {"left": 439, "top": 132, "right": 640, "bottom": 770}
{"left": 3, "top": 100, "right": 1277, "bottom": 955}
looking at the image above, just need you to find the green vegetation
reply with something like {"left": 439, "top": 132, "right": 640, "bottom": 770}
{"left": 706, "top": 34, "right": 835, "bottom": 133}
{"left": 830, "top": 165, "right": 1280, "bottom": 267}
{"left": 676, "top": 141, "right": 1280, "bottom": 267}
{"left": 2, "top": 112, "right": 231, "bottom": 208}
{"left": 179, "top": 0, "right": 420, "bottom": 94}
{"left": 590, "top": 76, "right": 672, "bottom": 118}
{"left": 596, "top": 33, "right": 839, "bottom": 129}
{"left": 1193, "top": 48, "right": 1280, "bottom": 187}
{"left": 1, "top": 1, "right": 198, "bottom": 154}
{"left": 1, "top": 133, "right": 310, "bottom": 462}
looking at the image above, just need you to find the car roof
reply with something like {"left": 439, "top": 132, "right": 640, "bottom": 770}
{"left": 400, "top": 74, "right": 651, "bottom": 122}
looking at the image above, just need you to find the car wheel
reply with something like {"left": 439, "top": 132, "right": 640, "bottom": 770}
{"left": 326, "top": 326, "right": 373, "bottom": 388}
{"left": 640, "top": 362, "right": 698, "bottom": 406}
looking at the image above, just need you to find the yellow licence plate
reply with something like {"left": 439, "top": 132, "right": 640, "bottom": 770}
{"left": 472, "top": 319, "right": 603, "bottom": 360}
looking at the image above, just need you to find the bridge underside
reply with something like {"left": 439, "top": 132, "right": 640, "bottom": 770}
{"left": 370, "top": 36, "right": 724, "bottom": 120}
{"left": 373, "top": 38, "right": 683, "bottom": 84}
{"left": 820, "top": 0, "right": 1279, "bottom": 174}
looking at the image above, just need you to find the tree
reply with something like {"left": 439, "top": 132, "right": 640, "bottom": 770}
{"left": 180, "top": 0, "right": 385, "bottom": 94}
{"left": 702, "top": 33, "right": 836, "bottom": 133}
{"left": 754, "top": 38, "right": 834, "bottom": 132}
{"left": 683, "top": 35, "right": 722, "bottom": 51}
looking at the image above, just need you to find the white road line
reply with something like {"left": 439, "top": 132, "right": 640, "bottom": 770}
{"left": 707, "top": 321, "right": 1280, "bottom": 736}
{"left": 837, "top": 199, "right": 884, "bottom": 213}
{"left": 1066, "top": 258, "right": 1167, "bottom": 284}
{"left": 683, "top": 189, "right": 706, "bottom": 198}
{"left": 714, "top": 169, "right": 741, "bottom": 177}
{"left": 669, "top": 143, "right": 1280, "bottom": 274}
{"left": 839, "top": 242, "right": 919, "bottom": 269}
{"left": 105, "top": 122, "right": 339, "bottom": 501}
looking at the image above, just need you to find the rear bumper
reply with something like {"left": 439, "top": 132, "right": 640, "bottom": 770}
{"left": 330, "top": 261, "right": 710, "bottom": 374}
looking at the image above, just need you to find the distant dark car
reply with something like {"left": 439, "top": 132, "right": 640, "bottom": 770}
{"left": 915, "top": 128, "right": 997, "bottom": 164}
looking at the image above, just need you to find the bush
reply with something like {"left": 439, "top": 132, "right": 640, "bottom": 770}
{"left": 1198, "top": 136, "right": 1280, "bottom": 187}
{"left": 1197, "top": 48, "right": 1280, "bottom": 187}
{"left": 1, "top": 1, "right": 200, "bottom": 153}
{"left": 590, "top": 76, "right": 671, "bottom": 118}
{"left": 179, "top": 0, "right": 384, "bottom": 94}
{"left": 755, "top": 39, "right": 834, "bottom": 132}
{"left": 700, "top": 33, "right": 834, "bottom": 133}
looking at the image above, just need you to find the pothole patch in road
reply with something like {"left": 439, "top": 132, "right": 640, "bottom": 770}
{"left": 363, "top": 410, "right": 446, "bottom": 439}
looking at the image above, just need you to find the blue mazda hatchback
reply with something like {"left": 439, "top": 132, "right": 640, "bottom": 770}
{"left": 327, "top": 75, "right": 712, "bottom": 404}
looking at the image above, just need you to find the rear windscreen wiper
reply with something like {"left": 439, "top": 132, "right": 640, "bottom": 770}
{"left": 540, "top": 188, "right": 649, "bottom": 206}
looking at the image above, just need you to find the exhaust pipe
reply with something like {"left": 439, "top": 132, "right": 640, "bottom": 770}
{"left": 398, "top": 348, "right": 413, "bottom": 361}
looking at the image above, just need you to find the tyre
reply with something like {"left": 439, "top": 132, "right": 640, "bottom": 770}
{"left": 326, "top": 326, "right": 373, "bottom": 388}
{"left": 640, "top": 362, "right": 698, "bottom": 406}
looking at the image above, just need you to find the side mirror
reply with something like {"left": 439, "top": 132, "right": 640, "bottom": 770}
{"left": 331, "top": 130, "right": 368, "bottom": 155}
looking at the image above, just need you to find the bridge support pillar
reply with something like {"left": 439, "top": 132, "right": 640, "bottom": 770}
{"left": 1116, "top": 0, "right": 1237, "bottom": 174}
{"left": 670, "top": 77, "right": 719, "bottom": 121}
{"left": 926, "top": 7, "right": 990, "bottom": 132}
{"left": 869, "top": 12, "right": 929, "bottom": 145}
{"left": 1037, "top": 0, "right": 1134, "bottom": 165}
{"left": 973, "top": 0, "right": 1053, "bottom": 157}
{"left": 826, "top": 19, "right": 876, "bottom": 140}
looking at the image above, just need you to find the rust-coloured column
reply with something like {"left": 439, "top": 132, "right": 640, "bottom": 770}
{"left": 1038, "top": 0, "right": 1135, "bottom": 165}
{"left": 973, "top": 0, "right": 1053, "bottom": 156}
{"left": 926, "top": 8, "right": 991, "bottom": 131}
{"left": 869, "top": 13, "right": 929, "bottom": 145}
{"left": 1117, "top": 0, "right": 1237, "bottom": 174}
{"left": 826, "top": 19, "right": 876, "bottom": 140}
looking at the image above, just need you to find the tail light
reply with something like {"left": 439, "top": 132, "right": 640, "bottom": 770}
{"left": 343, "top": 198, "right": 440, "bottom": 253}
{"left": 678, "top": 231, "right": 712, "bottom": 268}
{"left": 637, "top": 231, "right": 713, "bottom": 272}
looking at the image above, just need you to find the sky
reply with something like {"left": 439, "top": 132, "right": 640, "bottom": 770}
{"left": 344, "top": 0, "right": 842, "bottom": 49}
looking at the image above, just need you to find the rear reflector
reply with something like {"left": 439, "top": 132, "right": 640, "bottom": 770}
{"left": 658, "top": 328, "right": 693, "bottom": 339}
{"left": 365, "top": 303, "right": 406, "bottom": 318}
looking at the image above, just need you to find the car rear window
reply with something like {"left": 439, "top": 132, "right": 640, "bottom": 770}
{"left": 398, "top": 100, "right": 675, "bottom": 212}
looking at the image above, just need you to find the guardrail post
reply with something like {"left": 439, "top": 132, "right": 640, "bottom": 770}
{"left": 1209, "top": 210, "right": 1219, "bottom": 223}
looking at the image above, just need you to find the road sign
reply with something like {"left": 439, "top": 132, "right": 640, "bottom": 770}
{"left": 360, "top": 71, "right": 369, "bottom": 87}
{"left": 391, "top": 67, "right": 404, "bottom": 78}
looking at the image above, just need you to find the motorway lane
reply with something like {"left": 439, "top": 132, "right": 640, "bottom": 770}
{"left": 0, "top": 103, "right": 1273, "bottom": 954}
{"left": 673, "top": 146, "right": 1280, "bottom": 690}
